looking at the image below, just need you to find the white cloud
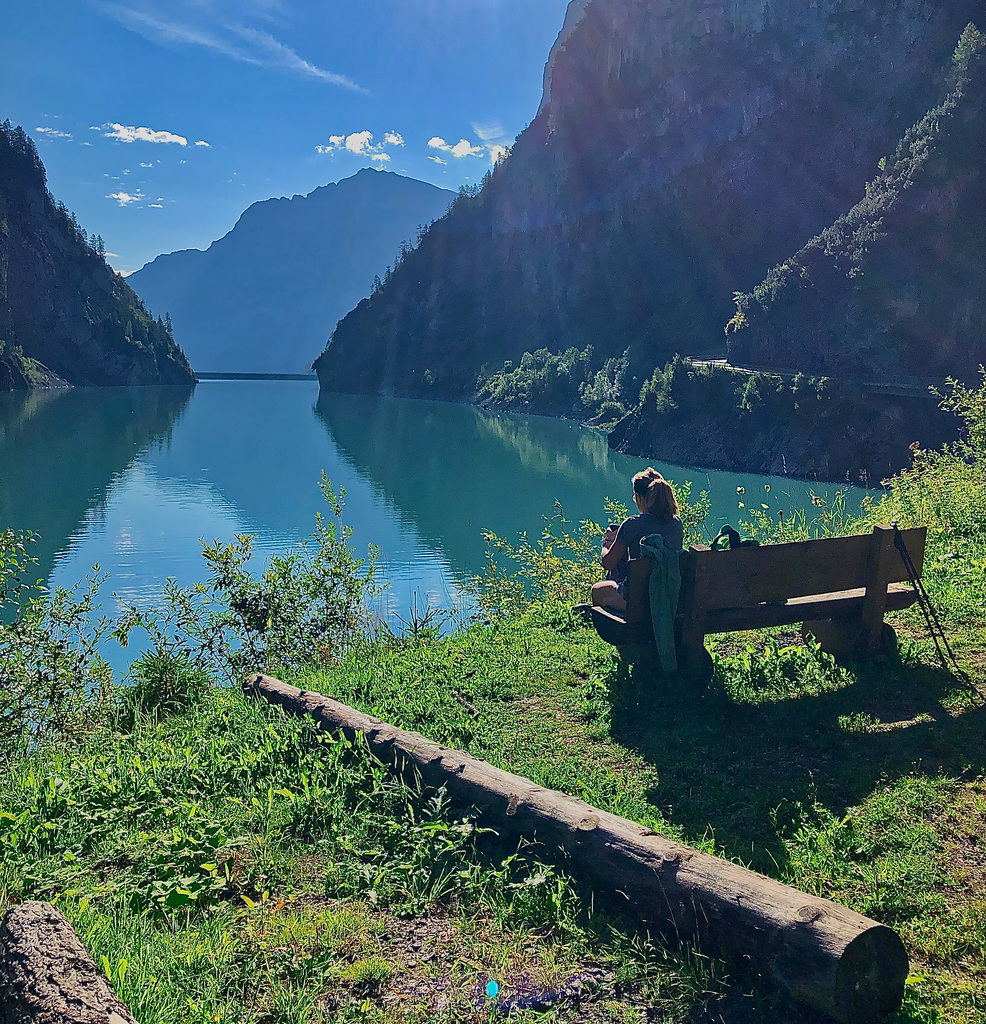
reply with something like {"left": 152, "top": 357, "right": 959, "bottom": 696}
{"left": 472, "top": 121, "right": 506, "bottom": 143}
{"left": 428, "top": 136, "right": 483, "bottom": 159}
{"left": 103, "top": 122, "right": 188, "bottom": 145}
{"left": 101, "top": 3, "right": 364, "bottom": 91}
{"left": 194, "top": 140, "right": 210, "bottom": 147}
{"left": 489, "top": 144, "right": 509, "bottom": 165}
{"left": 105, "top": 251, "right": 120, "bottom": 258}
{"left": 149, "top": 203, "right": 164, "bottom": 208}
{"left": 106, "top": 189, "right": 145, "bottom": 206}
{"left": 317, "top": 130, "right": 405, "bottom": 160}
{"left": 427, "top": 155, "right": 447, "bottom": 165}
{"left": 139, "top": 161, "right": 153, "bottom": 167}
{"left": 345, "top": 130, "right": 373, "bottom": 154}
{"left": 35, "top": 126, "right": 73, "bottom": 139}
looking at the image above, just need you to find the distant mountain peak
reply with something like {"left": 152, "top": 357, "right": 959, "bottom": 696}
{"left": 129, "top": 170, "right": 454, "bottom": 374}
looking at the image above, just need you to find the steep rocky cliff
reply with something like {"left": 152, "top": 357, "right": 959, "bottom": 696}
{"left": 0, "top": 122, "right": 194, "bottom": 391}
{"left": 130, "top": 169, "right": 454, "bottom": 374}
{"left": 726, "top": 23, "right": 985, "bottom": 383}
{"left": 316, "top": 0, "right": 980, "bottom": 398}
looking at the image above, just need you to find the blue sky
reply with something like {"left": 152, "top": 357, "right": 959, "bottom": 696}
{"left": 2, "top": 0, "right": 570, "bottom": 273}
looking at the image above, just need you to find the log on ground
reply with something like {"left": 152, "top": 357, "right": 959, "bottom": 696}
{"left": 245, "top": 672, "right": 908, "bottom": 1024}
{"left": 0, "top": 901, "right": 136, "bottom": 1024}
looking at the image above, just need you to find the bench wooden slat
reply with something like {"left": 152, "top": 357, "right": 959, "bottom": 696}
{"left": 591, "top": 584, "right": 917, "bottom": 646}
{"left": 693, "top": 527, "right": 926, "bottom": 609}
{"left": 705, "top": 582, "right": 918, "bottom": 632}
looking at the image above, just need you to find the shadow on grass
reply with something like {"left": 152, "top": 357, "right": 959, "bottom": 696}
{"left": 604, "top": 651, "right": 985, "bottom": 875}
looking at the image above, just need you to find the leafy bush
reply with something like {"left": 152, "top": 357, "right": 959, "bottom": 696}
{"left": 473, "top": 484, "right": 710, "bottom": 616}
{"left": 0, "top": 530, "right": 111, "bottom": 761}
{"left": 115, "top": 476, "right": 380, "bottom": 683}
{"left": 874, "top": 370, "right": 986, "bottom": 540}
{"left": 118, "top": 649, "right": 211, "bottom": 727}
{"left": 477, "top": 346, "right": 595, "bottom": 413}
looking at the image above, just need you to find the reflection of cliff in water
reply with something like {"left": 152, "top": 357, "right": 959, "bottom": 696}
{"left": 470, "top": 405, "right": 629, "bottom": 492}
{"left": 0, "top": 386, "right": 194, "bottom": 585}
{"left": 315, "top": 392, "right": 632, "bottom": 578}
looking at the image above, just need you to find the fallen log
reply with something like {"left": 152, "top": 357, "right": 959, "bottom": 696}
{"left": 0, "top": 901, "right": 136, "bottom": 1024}
{"left": 245, "top": 672, "right": 908, "bottom": 1023}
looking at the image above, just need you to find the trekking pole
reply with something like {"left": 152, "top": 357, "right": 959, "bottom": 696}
{"left": 892, "top": 522, "right": 971, "bottom": 686}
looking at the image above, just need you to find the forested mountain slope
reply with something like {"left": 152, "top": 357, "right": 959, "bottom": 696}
{"left": 726, "top": 23, "right": 985, "bottom": 383}
{"left": 315, "top": 0, "right": 980, "bottom": 398}
{"left": 0, "top": 122, "right": 193, "bottom": 391}
{"left": 130, "top": 170, "right": 454, "bottom": 374}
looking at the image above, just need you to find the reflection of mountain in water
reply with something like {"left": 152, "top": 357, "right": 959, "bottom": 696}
{"left": 0, "top": 386, "right": 193, "bottom": 584}
{"left": 315, "top": 392, "right": 639, "bottom": 578}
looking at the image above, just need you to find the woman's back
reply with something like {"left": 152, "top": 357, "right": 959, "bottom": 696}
{"left": 616, "top": 513, "right": 683, "bottom": 560}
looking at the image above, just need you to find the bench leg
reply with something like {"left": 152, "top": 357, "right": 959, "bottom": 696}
{"left": 678, "top": 638, "right": 714, "bottom": 684}
{"left": 803, "top": 619, "right": 898, "bottom": 660}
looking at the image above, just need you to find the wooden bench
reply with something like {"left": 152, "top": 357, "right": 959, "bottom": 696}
{"left": 589, "top": 524, "right": 927, "bottom": 679}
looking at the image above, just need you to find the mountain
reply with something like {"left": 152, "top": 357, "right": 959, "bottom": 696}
{"left": 726, "top": 23, "right": 985, "bottom": 384}
{"left": 129, "top": 169, "right": 455, "bottom": 374}
{"left": 0, "top": 122, "right": 194, "bottom": 392}
{"left": 314, "top": 0, "right": 980, "bottom": 398}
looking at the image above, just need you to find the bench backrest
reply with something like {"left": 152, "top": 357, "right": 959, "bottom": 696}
{"left": 623, "top": 525, "right": 926, "bottom": 622}
{"left": 690, "top": 526, "right": 926, "bottom": 611}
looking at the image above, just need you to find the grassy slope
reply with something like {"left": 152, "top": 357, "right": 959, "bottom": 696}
{"left": 1, "top": 409, "right": 983, "bottom": 1023}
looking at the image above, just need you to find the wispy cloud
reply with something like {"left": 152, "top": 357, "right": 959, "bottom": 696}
{"left": 100, "top": 2, "right": 364, "bottom": 91}
{"left": 101, "top": 122, "right": 190, "bottom": 145}
{"left": 194, "top": 140, "right": 210, "bottom": 147}
{"left": 427, "top": 155, "right": 447, "bottom": 166}
{"left": 35, "top": 126, "right": 73, "bottom": 139}
{"left": 428, "top": 136, "right": 483, "bottom": 159}
{"left": 471, "top": 121, "right": 506, "bottom": 143}
{"left": 106, "top": 189, "right": 145, "bottom": 206}
{"left": 317, "top": 130, "right": 404, "bottom": 160}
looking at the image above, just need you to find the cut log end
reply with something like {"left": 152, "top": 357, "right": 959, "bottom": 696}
{"left": 835, "top": 925, "right": 910, "bottom": 1023}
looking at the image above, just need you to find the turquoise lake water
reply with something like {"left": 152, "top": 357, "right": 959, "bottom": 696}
{"left": 0, "top": 381, "right": 870, "bottom": 672}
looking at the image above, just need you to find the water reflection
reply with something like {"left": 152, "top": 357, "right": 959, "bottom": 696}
{"left": 0, "top": 386, "right": 194, "bottom": 586}
{"left": 315, "top": 392, "right": 869, "bottom": 575}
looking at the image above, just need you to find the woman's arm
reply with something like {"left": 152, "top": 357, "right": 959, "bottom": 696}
{"left": 601, "top": 528, "right": 629, "bottom": 571}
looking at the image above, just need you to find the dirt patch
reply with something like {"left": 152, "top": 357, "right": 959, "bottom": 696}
{"left": 938, "top": 781, "right": 986, "bottom": 897}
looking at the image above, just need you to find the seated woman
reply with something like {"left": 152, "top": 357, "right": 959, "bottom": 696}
{"left": 592, "top": 467, "right": 684, "bottom": 612}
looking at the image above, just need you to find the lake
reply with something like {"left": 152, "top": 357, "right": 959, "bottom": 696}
{"left": 1, "top": 382, "right": 869, "bottom": 672}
